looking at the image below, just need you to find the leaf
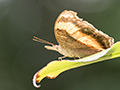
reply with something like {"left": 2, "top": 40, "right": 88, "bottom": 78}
{"left": 33, "top": 42, "right": 120, "bottom": 88}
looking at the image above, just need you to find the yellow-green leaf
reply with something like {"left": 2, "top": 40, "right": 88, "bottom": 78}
{"left": 33, "top": 42, "right": 120, "bottom": 88}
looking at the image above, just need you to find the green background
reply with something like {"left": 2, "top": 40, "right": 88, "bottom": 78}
{"left": 1, "top": 0, "right": 120, "bottom": 90}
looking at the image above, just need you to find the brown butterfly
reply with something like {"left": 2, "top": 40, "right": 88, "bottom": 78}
{"left": 33, "top": 10, "right": 114, "bottom": 59}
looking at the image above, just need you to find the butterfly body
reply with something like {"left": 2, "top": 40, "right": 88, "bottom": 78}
{"left": 44, "top": 45, "right": 99, "bottom": 58}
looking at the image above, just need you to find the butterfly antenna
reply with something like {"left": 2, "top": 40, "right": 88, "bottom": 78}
{"left": 33, "top": 36, "right": 55, "bottom": 46}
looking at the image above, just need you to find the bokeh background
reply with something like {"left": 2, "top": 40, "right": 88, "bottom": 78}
{"left": 1, "top": 0, "right": 120, "bottom": 90}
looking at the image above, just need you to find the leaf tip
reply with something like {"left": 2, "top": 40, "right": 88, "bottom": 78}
{"left": 33, "top": 72, "right": 41, "bottom": 88}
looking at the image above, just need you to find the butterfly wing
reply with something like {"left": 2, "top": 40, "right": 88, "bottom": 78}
{"left": 54, "top": 10, "right": 114, "bottom": 51}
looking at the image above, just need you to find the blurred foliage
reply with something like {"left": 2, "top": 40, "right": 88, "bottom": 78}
{"left": 0, "top": 0, "right": 120, "bottom": 90}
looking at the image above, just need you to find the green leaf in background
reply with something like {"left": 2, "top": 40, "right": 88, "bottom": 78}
{"left": 33, "top": 42, "right": 120, "bottom": 88}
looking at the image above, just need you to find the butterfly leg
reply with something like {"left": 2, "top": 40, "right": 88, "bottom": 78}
{"left": 73, "top": 57, "right": 76, "bottom": 60}
{"left": 58, "top": 56, "right": 67, "bottom": 60}
{"left": 78, "top": 56, "right": 81, "bottom": 59}
{"left": 73, "top": 56, "right": 81, "bottom": 60}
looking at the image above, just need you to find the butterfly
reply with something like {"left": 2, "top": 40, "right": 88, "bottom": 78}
{"left": 33, "top": 10, "right": 114, "bottom": 59}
